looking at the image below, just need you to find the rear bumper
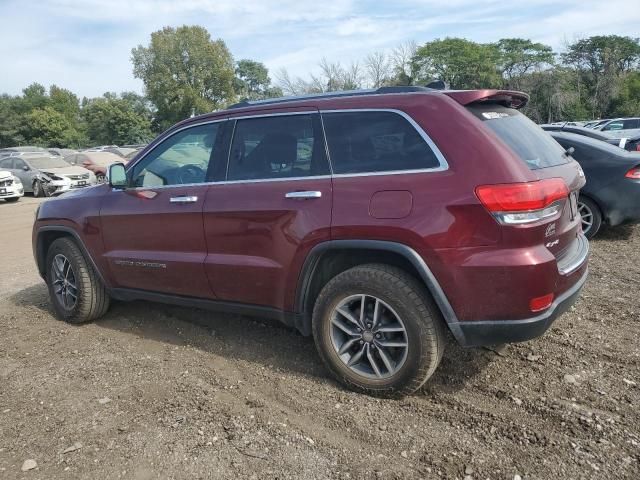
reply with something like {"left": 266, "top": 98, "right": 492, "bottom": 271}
{"left": 594, "top": 180, "right": 640, "bottom": 227}
{"left": 449, "top": 268, "right": 588, "bottom": 347}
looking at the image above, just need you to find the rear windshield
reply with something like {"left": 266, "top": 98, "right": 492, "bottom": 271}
{"left": 468, "top": 104, "right": 568, "bottom": 170}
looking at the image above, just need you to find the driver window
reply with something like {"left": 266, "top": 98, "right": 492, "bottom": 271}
{"left": 13, "top": 159, "right": 27, "bottom": 170}
{"left": 131, "top": 123, "right": 220, "bottom": 188}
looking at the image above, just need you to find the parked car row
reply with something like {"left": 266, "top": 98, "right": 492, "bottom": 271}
{"left": 557, "top": 117, "right": 640, "bottom": 142}
{"left": 0, "top": 143, "right": 147, "bottom": 201}
{"left": 0, "top": 155, "right": 97, "bottom": 197}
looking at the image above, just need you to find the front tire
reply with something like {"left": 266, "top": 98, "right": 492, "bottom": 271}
{"left": 4, "top": 197, "right": 19, "bottom": 203}
{"left": 578, "top": 196, "right": 602, "bottom": 239}
{"left": 45, "top": 237, "right": 110, "bottom": 323}
{"left": 312, "top": 264, "right": 445, "bottom": 397}
{"left": 32, "top": 180, "right": 43, "bottom": 197}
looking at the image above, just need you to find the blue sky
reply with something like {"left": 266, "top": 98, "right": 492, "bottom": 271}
{"left": 1, "top": 0, "right": 638, "bottom": 98}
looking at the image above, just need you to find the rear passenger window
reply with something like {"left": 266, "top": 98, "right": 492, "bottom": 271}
{"left": 322, "top": 111, "right": 442, "bottom": 174}
{"left": 227, "top": 114, "right": 329, "bottom": 181}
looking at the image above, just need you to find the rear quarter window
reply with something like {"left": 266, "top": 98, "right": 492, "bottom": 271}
{"left": 468, "top": 105, "right": 569, "bottom": 170}
{"left": 322, "top": 110, "right": 443, "bottom": 175}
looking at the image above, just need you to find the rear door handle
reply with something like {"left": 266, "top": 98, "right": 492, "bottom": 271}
{"left": 170, "top": 195, "right": 198, "bottom": 203}
{"left": 285, "top": 191, "right": 322, "bottom": 199}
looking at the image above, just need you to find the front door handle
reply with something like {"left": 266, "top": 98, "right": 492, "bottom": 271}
{"left": 170, "top": 195, "right": 198, "bottom": 203}
{"left": 285, "top": 191, "right": 322, "bottom": 199}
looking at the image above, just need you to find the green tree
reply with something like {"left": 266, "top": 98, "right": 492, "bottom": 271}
{"left": 82, "top": 94, "right": 153, "bottom": 145}
{"left": 49, "top": 85, "right": 81, "bottom": 119}
{"left": 0, "top": 94, "right": 25, "bottom": 147}
{"left": 131, "top": 25, "right": 235, "bottom": 130}
{"left": 235, "top": 59, "right": 282, "bottom": 100}
{"left": 562, "top": 35, "right": 640, "bottom": 117}
{"left": 21, "top": 106, "right": 84, "bottom": 147}
{"left": 611, "top": 71, "right": 640, "bottom": 116}
{"left": 495, "top": 38, "right": 555, "bottom": 89}
{"left": 19, "top": 83, "right": 48, "bottom": 113}
{"left": 411, "top": 38, "right": 501, "bottom": 88}
{"left": 520, "top": 68, "right": 589, "bottom": 123}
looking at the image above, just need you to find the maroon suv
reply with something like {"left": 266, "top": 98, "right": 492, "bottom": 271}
{"left": 33, "top": 86, "right": 589, "bottom": 396}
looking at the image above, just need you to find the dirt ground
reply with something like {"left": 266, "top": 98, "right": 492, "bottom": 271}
{"left": 0, "top": 196, "right": 638, "bottom": 480}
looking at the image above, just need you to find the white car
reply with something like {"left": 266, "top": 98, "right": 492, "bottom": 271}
{"left": 0, "top": 170, "right": 24, "bottom": 202}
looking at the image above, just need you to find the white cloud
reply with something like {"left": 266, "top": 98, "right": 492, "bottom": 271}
{"left": 0, "top": 0, "right": 638, "bottom": 97}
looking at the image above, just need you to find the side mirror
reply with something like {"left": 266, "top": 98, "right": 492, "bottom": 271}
{"left": 22, "top": 165, "right": 30, "bottom": 171}
{"left": 108, "top": 163, "right": 127, "bottom": 189}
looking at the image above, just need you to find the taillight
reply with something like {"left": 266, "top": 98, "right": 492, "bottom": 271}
{"left": 475, "top": 178, "right": 569, "bottom": 225}
{"left": 625, "top": 166, "right": 640, "bottom": 179}
{"left": 635, "top": 144, "right": 640, "bottom": 152}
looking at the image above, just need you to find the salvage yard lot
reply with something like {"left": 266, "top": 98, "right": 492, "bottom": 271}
{"left": 0, "top": 197, "right": 638, "bottom": 479}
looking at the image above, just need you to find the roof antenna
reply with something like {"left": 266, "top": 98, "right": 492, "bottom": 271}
{"left": 426, "top": 80, "right": 448, "bottom": 90}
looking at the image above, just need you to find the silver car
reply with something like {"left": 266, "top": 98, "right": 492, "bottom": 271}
{"left": 0, "top": 155, "right": 97, "bottom": 197}
{"left": 595, "top": 118, "right": 640, "bottom": 138}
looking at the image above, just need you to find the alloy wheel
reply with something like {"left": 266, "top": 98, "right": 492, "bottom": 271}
{"left": 330, "top": 294, "right": 408, "bottom": 379}
{"left": 578, "top": 201, "right": 593, "bottom": 236}
{"left": 52, "top": 254, "right": 78, "bottom": 310}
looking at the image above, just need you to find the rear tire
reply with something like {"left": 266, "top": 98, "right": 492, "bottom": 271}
{"left": 578, "top": 196, "right": 602, "bottom": 239}
{"left": 45, "top": 237, "right": 110, "bottom": 324}
{"left": 312, "top": 264, "right": 445, "bottom": 397}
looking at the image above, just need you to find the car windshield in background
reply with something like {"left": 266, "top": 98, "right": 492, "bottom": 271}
{"left": 27, "top": 157, "right": 71, "bottom": 169}
{"left": 468, "top": 104, "right": 569, "bottom": 170}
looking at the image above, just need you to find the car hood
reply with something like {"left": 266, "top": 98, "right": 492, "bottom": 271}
{"left": 41, "top": 166, "right": 91, "bottom": 176}
{"left": 0, "top": 170, "right": 13, "bottom": 180}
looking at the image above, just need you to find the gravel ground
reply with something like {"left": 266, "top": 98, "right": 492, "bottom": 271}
{"left": 0, "top": 196, "right": 638, "bottom": 480}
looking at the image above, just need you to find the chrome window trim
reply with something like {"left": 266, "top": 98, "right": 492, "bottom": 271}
{"left": 219, "top": 175, "right": 332, "bottom": 186}
{"left": 228, "top": 110, "right": 317, "bottom": 121}
{"left": 126, "top": 175, "right": 334, "bottom": 191}
{"left": 319, "top": 108, "right": 449, "bottom": 174}
{"left": 118, "top": 108, "right": 450, "bottom": 191}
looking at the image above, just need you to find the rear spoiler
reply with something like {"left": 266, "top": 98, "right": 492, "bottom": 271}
{"left": 443, "top": 90, "right": 529, "bottom": 109}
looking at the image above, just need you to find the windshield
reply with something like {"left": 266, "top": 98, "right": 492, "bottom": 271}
{"left": 468, "top": 104, "right": 569, "bottom": 170}
{"left": 27, "top": 157, "right": 71, "bottom": 169}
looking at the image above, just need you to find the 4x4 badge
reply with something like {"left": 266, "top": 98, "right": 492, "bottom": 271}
{"left": 545, "top": 223, "right": 556, "bottom": 238}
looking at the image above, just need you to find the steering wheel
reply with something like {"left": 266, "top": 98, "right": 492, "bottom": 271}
{"left": 177, "top": 164, "right": 206, "bottom": 184}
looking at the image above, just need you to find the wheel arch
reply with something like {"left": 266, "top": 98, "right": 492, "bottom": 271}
{"left": 578, "top": 192, "right": 604, "bottom": 217}
{"left": 35, "top": 226, "right": 108, "bottom": 287}
{"left": 295, "top": 240, "right": 464, "bottom": 342}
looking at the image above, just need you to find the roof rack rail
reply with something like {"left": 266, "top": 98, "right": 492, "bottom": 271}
{"left": 226, "top": 85, "right": 435, "bottom": 110}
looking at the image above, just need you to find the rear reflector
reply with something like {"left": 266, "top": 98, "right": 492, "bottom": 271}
{"left": 625, "top": 166, "right": 640, "bottom": 179}
{"left": 529, "top": 293, "right": 554, "bottom": 312}
{"left": 476, "top": 178, "right": 569, "bottom": 224}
